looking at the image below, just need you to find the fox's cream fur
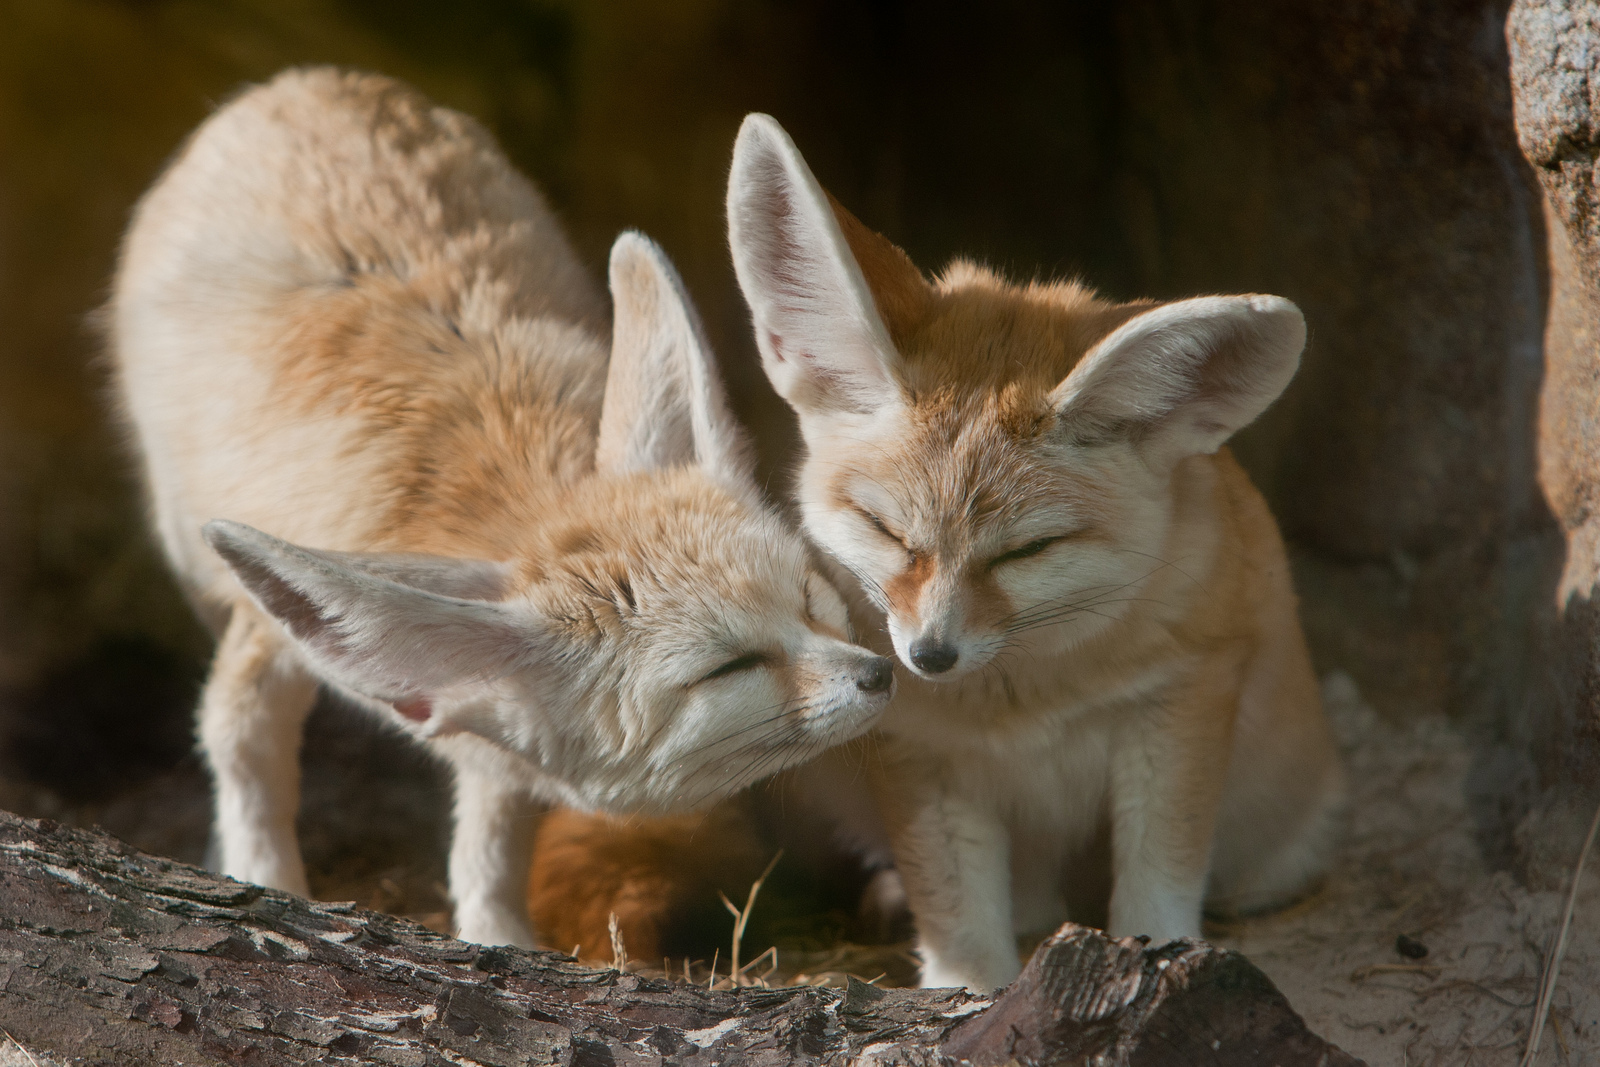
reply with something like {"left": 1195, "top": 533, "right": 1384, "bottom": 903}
{"left": 727, "top": 114, "right": 1346, "bottom": 989}
{"left": 108, "top": 70, "right": 893, "bottom": 949}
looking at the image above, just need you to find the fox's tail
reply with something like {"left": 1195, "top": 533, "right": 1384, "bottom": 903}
{"left": 527, "top": 802, "right": 769, "bottom": 964}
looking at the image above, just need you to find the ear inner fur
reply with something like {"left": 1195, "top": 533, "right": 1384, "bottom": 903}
{"left": 727, "top": 113, "right": 905, "bottom": 416}
{"left": 1048, "top": 295, "right": 1306, "bottom": 457}
{"left": 597, "top": 231, "right": 754, "bottom": 489}
{"left": 202, "top": 519, "right": 531, "bottom": 702}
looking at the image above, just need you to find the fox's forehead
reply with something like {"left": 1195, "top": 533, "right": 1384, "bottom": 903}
{"left": 512, "top": 468, "right": 814, "bottom": 637}
{"left": 821, "top": 413, "right": 1099, "bottom": 549}
{"left": 801, "top": 266, "right": 1140, "bottom": 549}
{"left": 893, "top": 264, "right": 1150, "bottom": 397}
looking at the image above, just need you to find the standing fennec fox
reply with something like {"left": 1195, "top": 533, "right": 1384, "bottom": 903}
{"left": 108, "top": 70, "right": 893, "bottom": 949}
{"left": 727, "top": 115, "right": 1345, "bottom": 989}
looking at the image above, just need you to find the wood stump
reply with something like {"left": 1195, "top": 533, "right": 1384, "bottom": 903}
{"left": 0, "top": 811, "right": 1360, "bottom": 1066}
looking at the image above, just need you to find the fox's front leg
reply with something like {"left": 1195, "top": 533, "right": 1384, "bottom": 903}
{"left": 879, "top": 768, "right": 1018, "bottom": 990}
{"left": 1106, "top": 666, "right": 1241, "bottom": 943}
{"left": 198, "top": 605, "right": 318, "bottom": 895}
{"left": 445, "top": 752, "right": 540, "bottom": 948}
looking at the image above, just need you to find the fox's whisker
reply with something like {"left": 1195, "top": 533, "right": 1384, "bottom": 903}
{"left": 1104, "top": 546, "right": 1201, "bottom": 586}
{"left": 685, "top": 723, "right": 812, "bottom": 807}
{"left": 999, "top": 564, "right": 1180, "bottom": 632}
{"left": 672, "top": 704, "right": 816, "bottom": 785}
{"left": 998, "top": 565, "right": 1169, "bottom": 626}
{"left": 675, "top": 723, "right": 800, "bottom": 785}
{"left": 1005, "top": 595, "right": 1174, "bottom": 636}
{"left": 667, "top": 699, "right": 809, "bottom": 763}
{"left": 997, "top": 580, "right": 1129, "bottom": 628}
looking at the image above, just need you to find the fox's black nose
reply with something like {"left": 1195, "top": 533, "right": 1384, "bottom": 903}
{"left": 856, "top": 656, "right": 895, "bottom": 694}
{"left": 909, "top": 639, "right": 958, "bottom": 674}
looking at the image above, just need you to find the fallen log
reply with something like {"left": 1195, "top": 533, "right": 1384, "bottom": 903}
{"left": 0, "top": 811, "right": 1361, "bottom": 1065}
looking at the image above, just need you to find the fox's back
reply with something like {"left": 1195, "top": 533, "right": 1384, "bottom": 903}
{"left": 111, "top": 68, "right": 607, "bottom": 597}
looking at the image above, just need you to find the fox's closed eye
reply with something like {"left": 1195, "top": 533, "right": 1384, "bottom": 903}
{"left": 988, "top": 535, "right": 1068, "bottom": 569}
{"left": 699, "top": 652, "right": 771, "bottom": 683}
{"left": 854, "top": 506, "right": 907, "bottom": 548}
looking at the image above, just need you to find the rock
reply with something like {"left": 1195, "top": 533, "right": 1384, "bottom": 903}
{"left": 1509, "top": 0, "right": 1600, "bottom": 882}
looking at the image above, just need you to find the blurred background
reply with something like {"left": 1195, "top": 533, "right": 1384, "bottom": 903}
{"left": 0, "top": 0, "right": 1591, "bottom": 930}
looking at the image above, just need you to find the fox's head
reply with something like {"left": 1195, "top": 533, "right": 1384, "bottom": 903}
{"left": 204, "top": 232, "right": 893, "bottom": 812}
{"left": 727, "top": 115, "right": 1306, "bottom": 683}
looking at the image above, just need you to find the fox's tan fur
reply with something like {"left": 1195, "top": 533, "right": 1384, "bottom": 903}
{"left": 726, "top": 115, "right": 1346, "bottom": 989}
{"left": 108, "top": 71, "right": 893, "bottom": 950}
{"left": 527, "top": 804, "right": 770, "bottom": 963}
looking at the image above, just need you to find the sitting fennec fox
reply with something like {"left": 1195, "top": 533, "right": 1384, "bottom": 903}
{"left": 726, "top": 114, "right": 1346, "bottom": 989}
{"left": 108, "top": 69, "right": 894, "bottom": 949}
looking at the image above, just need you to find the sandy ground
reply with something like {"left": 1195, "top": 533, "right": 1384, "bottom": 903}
{"left": 1212, "top": 673, "right": 1600, "bottom": 1066}
{"left": 4, "top": 675, "right": 1598, "bottom": 1064}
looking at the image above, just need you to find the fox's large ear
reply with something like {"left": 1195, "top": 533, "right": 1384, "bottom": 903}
{"left": 597, "top": 231, "right": 754, "bottom": 490}
{"left": 1048, "top": 295, "right": 1305, "bottom": 463}
{"left": 728, "top": 114, "right": 921, "bottom": 418}
{"left": 203, "top": 520, "right": 535, "bottom": 725}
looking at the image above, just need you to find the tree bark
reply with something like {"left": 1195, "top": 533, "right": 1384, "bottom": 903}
{"left": 0, "top": 811, "right": 1360, "bottom": 1066}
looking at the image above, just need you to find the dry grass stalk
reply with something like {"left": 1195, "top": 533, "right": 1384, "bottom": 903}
{"left": 738, "top": 945, "right": 781, "bottom": 986}
{"left": 715, "top": 850, "right": 783, "bottom": 989}
{"left": 2, "top": 1030, "right": 42, "bottom": 1067}
{"left": 608, "top": 911, "right": 627, "bottom": 972}
{"left": 1519, "top": 795, "right": 1600, "bottom": 1067}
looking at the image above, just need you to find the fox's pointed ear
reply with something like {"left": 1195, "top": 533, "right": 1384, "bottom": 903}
{"left": 1049, "top": 295, "right": 1306, "bottom": 463}
{"left": 727, "top": 113, "right": 923, "bottom": 418}
{"left": 597, "top": 231, "right": 755, "bottom": 490}
{"left": 203, "top": 520, "right": 535, "bottom": 724}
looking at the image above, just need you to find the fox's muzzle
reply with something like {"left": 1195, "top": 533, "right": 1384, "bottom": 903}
{"left": 855, "top": 655, "right": 895, "bottom": 693}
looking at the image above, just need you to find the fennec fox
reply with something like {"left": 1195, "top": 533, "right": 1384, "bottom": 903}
{"left": 727, "top": 115, "right": 1345, "bottom": 989}
{"left": 108, "top": 70, "right": 893, "bottom": 950}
